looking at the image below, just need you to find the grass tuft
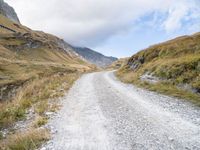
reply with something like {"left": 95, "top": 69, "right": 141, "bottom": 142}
{"left": 0, "top": 72, "right": 79, "bottom": 129}
{"left": 33, "top": 116, "right": 48, "bottom": 128}
{"left": 0, "top": 128, "right": 50, "bottom": 150}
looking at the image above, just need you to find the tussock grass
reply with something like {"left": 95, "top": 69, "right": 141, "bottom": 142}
{"left": 33, "top": 116, "right": 48, "bottom": 128}
{"left": 0, "top": 72, "right": 79, "bottom": 129}
{"left": 0, "top": 71, "right": 80, "bottom": 149}
{"left": 0, "top": 128, "right": 50, "bottom": 150}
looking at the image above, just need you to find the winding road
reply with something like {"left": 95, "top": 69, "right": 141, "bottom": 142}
{"left": 42, "top": 71, "right": 200, "bottom": 150}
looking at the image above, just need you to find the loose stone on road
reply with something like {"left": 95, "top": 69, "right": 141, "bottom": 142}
{"left": 41, "top": 71, "right": 200, "bottom": 150}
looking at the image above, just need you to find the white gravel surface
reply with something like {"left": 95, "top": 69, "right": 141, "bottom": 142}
{"left": 41, "top": 71, "right": 200, "bottom": 150}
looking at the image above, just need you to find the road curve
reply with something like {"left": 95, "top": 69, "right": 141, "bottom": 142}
{"left": 42, "top": 71, "right": 200, "bottom": 150}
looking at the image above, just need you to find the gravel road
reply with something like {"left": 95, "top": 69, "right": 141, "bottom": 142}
{"left": 41, "top": 71, "right": 200, "bottom": 150}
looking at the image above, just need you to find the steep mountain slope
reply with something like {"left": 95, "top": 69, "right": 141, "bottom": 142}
{"left": 0, "top": 14, "right": 95, "bottom": 101}
{"left": 0, "top": 9, "right": 96, "bottom": 130}
{"left": 117, "top": 32, "right": 200, "bottom": 104}
{"left": 0, "top": 0, "right": 20, "bottom": 23}
{"left": 73, "top": 47, "right": 118, "bottom": 68}
{"left": 0, "top": 4, "right": 97, "bottom": 148}
{"left": 0, "top": 2, "right": 99, "bottom": 149}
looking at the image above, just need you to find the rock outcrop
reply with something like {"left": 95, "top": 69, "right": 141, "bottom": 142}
{"left": 0, "top": 0, "right": 20, "bottom": 23}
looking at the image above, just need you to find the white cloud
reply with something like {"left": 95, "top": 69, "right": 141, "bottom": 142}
{"left": 162, "top": 0, "right": 200, "bottom": 33}
{"left": 5, "top": 0, "right": 200, "bottom": 46}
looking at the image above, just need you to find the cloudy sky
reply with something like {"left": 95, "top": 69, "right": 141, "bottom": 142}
{"left": 5, "top": 0, "right": 200, "bottom": 58}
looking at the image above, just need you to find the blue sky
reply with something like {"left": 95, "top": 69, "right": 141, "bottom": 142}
{"left": 6, "top": 0, "right": 200, "bottom": 58}
{"left": 94, "top": 9, "right": 200, "bottom": 57}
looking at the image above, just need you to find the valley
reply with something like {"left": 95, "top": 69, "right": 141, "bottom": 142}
{"left": 0, "top": 0, "right": 200, "bottom": 150}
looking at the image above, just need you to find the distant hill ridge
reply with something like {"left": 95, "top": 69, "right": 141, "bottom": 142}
{"left": 73, "top": 47, "right": 118, "bottom": 68}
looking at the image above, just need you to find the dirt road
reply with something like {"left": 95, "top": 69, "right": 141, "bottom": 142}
{"left": 41, "top": 71, "right": 200, "bottom": 150}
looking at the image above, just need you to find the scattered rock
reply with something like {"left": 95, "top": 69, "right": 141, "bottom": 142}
{"left": 40, "top": 147, "right": 46, "bottom": 150}
{"left": 140, "top": 73, "right": 160, "bottom": 84}
{"left": 45, "top": 112, "right": 54, "bottom": 116}
{"left": 168, "top": 137, "right": 174, "bottom": 142}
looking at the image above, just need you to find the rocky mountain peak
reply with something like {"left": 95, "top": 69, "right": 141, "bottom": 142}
{"left": 0, "top": 0, "right": 20, "bottom": 23}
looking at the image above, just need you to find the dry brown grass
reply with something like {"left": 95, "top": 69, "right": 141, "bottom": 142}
{"left": 0, "top": 13, "right": 96, "bottom": 149}
{"left": 0, "top": 128, "right": 50, "bottom": 150}
{"left": 117, "top": 68, "right": 200, "bottom": 106}
{"left": 0, "top": 72, "right": 80, "bottom": 129}
{"left": 107, "top": 58, "right": 129, "bottom": 70}
{"left": 0, "top": 72, "right": 81, "bottom": 149}
{"left": 33, "top": 116, "right": 48, "bottom": 128}
{"left": 0, "top": 15, "right": 26, "bottom": 33}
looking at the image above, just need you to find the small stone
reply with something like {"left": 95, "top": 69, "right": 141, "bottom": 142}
{"left": 168, "top": 137, "right": 174, "bottom": 141}
{"left": 51, "top": 129, "right": 58, "bottom": 134}
{"left": 40, "top": 147, "right": 46, "bottom": 150}
{"left": 116, "top": 131, "right": 123, "bottom": 135}
{"left": 185, "top": 146, "right": 190, "bottom": 150}
{"left": 45, "top": 112, "right": 54, "bottom": 116}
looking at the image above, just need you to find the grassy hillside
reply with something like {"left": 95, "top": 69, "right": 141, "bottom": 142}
{"left": 0, "top": 14, "right": 96, "bottom": 149}
{"left": 0, "top": 14, "right": 94, "bottom": 92}
{"left": 117, "top": 32, "right": 200, "bottom": 105}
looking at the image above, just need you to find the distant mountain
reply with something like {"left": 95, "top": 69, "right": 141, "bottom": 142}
{"left": 0, "top": 0, "right": 20, "bottom": 23}
{"left": 73, "top": 47, "right": 118, "bottom": 68}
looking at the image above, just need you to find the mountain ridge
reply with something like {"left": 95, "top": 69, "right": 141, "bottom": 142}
{"left": 73, "top": 47, "right": 118, "bottom": 68}
{"left": 0, "top": 0, "right": 20, "bottom": 23}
